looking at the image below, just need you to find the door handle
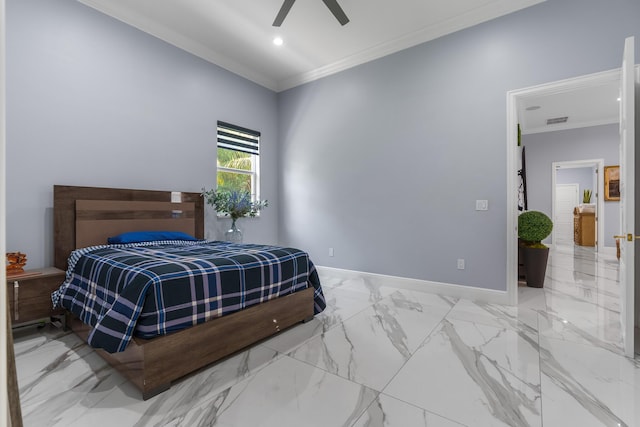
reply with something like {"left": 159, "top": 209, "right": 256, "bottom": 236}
{"left": 13, "top": 281, "right": 19, "bottom": 321}
{"left": 613, "top": 234, "right": 640, "bottom": 241}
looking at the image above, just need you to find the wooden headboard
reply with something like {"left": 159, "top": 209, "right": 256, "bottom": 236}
{"left": 54, "top": 185, "right": 205, "bottom": 270}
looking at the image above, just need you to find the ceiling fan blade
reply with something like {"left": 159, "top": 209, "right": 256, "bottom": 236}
{"left": 273, "top": 0, "right": 296, "bottom": 27}
{"left": 321, "top": 0, "right": 349, "bottom": 25}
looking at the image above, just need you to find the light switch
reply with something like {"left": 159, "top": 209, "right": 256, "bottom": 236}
{"left": 476, "top": 200, "right": 488, "bottom": 211}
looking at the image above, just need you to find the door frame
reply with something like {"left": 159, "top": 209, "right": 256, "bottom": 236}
{"left": 1, "top": 0, "right": 9, "bottom": 420}
{"left": 506, "top": 68, "right": 621, "bottom": 305}
{"left": 619, "top": 37, "right": 636, "bottom": 357}
{"left": 552, "top": 159, "right": 605, "bottom": 252}
{"left": 636, "top": 66, "right": 640, "bottom": 352}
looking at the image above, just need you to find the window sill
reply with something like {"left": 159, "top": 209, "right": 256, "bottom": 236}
{"left": 216, "top": 215, "right": 261, "bottom": 219}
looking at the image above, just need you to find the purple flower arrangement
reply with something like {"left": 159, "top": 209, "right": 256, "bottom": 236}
{"left": 201, "top": 188, "right": 268, "bottom": 220}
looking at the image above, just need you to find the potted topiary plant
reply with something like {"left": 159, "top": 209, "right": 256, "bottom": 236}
{"left": 518, "top": 210, "right": 553, "bottom": 288}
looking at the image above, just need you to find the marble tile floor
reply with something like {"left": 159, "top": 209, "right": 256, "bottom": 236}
{"left": 13, "top": 245, "right": 640, "bottom": 426}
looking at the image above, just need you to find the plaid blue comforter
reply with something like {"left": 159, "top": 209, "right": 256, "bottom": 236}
{"left": 52, "top": 240, "right": 325, "bottom": 353}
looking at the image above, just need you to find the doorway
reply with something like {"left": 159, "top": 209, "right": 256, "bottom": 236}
{"left": 507, "top": 56, "right": 638, "bottom": 358}
{"left": 506, "top": 68, "right": 621, "bottom": 305}
{"left": 554, "top": 183, "right": 579, "bottom": 244}
{"left": 552, "top": 159, "right": 605, "bottom": 252}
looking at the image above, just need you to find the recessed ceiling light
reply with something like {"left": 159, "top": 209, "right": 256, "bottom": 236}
{"left": 273, "top": 37, "right": 284, "bottom": 46}
{"left": 617, "top": 97, "right": 621, "bottom": 101}
{"left": 525, "top": 106, "right": 541, "bottom": 111}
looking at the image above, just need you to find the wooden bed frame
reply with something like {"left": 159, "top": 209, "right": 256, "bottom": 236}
{"left": 53, "top": 185, "right": 315, "bottom": 399}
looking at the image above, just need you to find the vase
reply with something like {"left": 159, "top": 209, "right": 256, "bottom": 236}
{"left": 225, "top": 218, "right": 243, "bottom": 243}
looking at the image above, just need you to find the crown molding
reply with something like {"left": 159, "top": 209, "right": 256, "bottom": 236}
{"left": 79, "top": 0, "right": 545, "bottom": 93}
{"left": 276, "top": 0, "right": 546, "bottom": 91}
{"left": 77, "top": 0, "right": 280, "bottom": 91}
{"left": 523, "top": 117, "right": 619, "bottom": 135}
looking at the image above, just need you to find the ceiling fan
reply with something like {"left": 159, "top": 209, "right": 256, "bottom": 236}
{"left": 273, "top": 0, "right": 350, "bottom": 27}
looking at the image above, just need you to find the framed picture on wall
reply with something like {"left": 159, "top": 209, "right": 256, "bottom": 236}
{"left": 604, "top": 165, "right": 620, "bottom": 201}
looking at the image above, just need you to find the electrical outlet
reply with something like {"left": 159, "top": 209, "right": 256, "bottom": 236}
{"left": 329, "top": 247, "right": 334, "bottom": 257}
{"left": 457, "top": 259, "right": 465, "bottom": 270}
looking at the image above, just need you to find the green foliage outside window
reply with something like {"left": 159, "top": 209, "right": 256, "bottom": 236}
{"left": 217, "top": 148, "right": 253, "bottom": 193}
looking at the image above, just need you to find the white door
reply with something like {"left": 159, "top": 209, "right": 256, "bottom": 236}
{"left": 618, "top": 36, "right": 635, "bottom": 357}
{"left": 555, "top": 184, "right": 579, "bottom": 244}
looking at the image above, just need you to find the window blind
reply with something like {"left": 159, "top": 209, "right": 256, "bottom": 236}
{"left": 217, "top": 121, "right": 260, "bottom": 155}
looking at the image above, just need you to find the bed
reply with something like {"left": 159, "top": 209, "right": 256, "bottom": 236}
{"left": 53, "top": 185, "right": 325, "bottom": 399}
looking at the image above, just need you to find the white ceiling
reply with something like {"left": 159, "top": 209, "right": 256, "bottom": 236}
{"left": 78, "top": 0, "right": 545, "bottom": 92}
{"left": 518, "top": 79, "right": 620, "bottom": 135}
{"left": 76, "top": 0, "right": 618, "bottom": 131}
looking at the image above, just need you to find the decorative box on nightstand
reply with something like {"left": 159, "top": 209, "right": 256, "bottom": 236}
{"left": 6, "top": 267, "right": 65, "bottom": 326}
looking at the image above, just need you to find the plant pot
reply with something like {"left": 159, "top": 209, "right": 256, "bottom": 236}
{"left": 521, "top": 246, "right": 549, "bottom": 288}
{"left": 518, "top": 239, "right": 526, "bottom": 280}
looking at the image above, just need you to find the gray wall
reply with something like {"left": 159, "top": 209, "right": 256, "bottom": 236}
{"left": 7, "top": 0, "right": 280, "bottom": 268}
{"left": 524, "top": 124, "right": 620, "bottom": 247}
{"left": 556, "top": 167, "right": 594, "bottom": 197}
{"left": 277, "top": 0, "right": 640, "bottom": 291}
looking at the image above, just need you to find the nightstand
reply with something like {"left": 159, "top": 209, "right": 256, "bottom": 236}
{"left": 7, "top": 267, "right": 66, "bottom": 326}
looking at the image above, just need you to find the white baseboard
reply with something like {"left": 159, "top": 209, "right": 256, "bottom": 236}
{"left": 600, "top": 246, "right": 617, "bottom": 256}
{"left": 316, "top": 266, "right": 510, "bottom": 305}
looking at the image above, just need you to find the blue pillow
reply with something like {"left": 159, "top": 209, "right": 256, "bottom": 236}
{"left": 107, "top": 231, "right": 198, "bottom": 244}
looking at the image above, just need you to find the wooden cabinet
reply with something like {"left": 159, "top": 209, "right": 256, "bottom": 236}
{"left": 574, "top": 210, "right": 596, "bottom": 246}
{"left": 7, "top": 267, "right": 65, "bottom": 325}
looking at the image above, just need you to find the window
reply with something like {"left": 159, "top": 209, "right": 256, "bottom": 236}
{"left": 216, "top": 121, "right": 260, "bottom": 200}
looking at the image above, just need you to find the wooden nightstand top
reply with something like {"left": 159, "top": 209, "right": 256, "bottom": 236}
{"left": 7, "top": 267, "right": 65, "bottom": 281}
